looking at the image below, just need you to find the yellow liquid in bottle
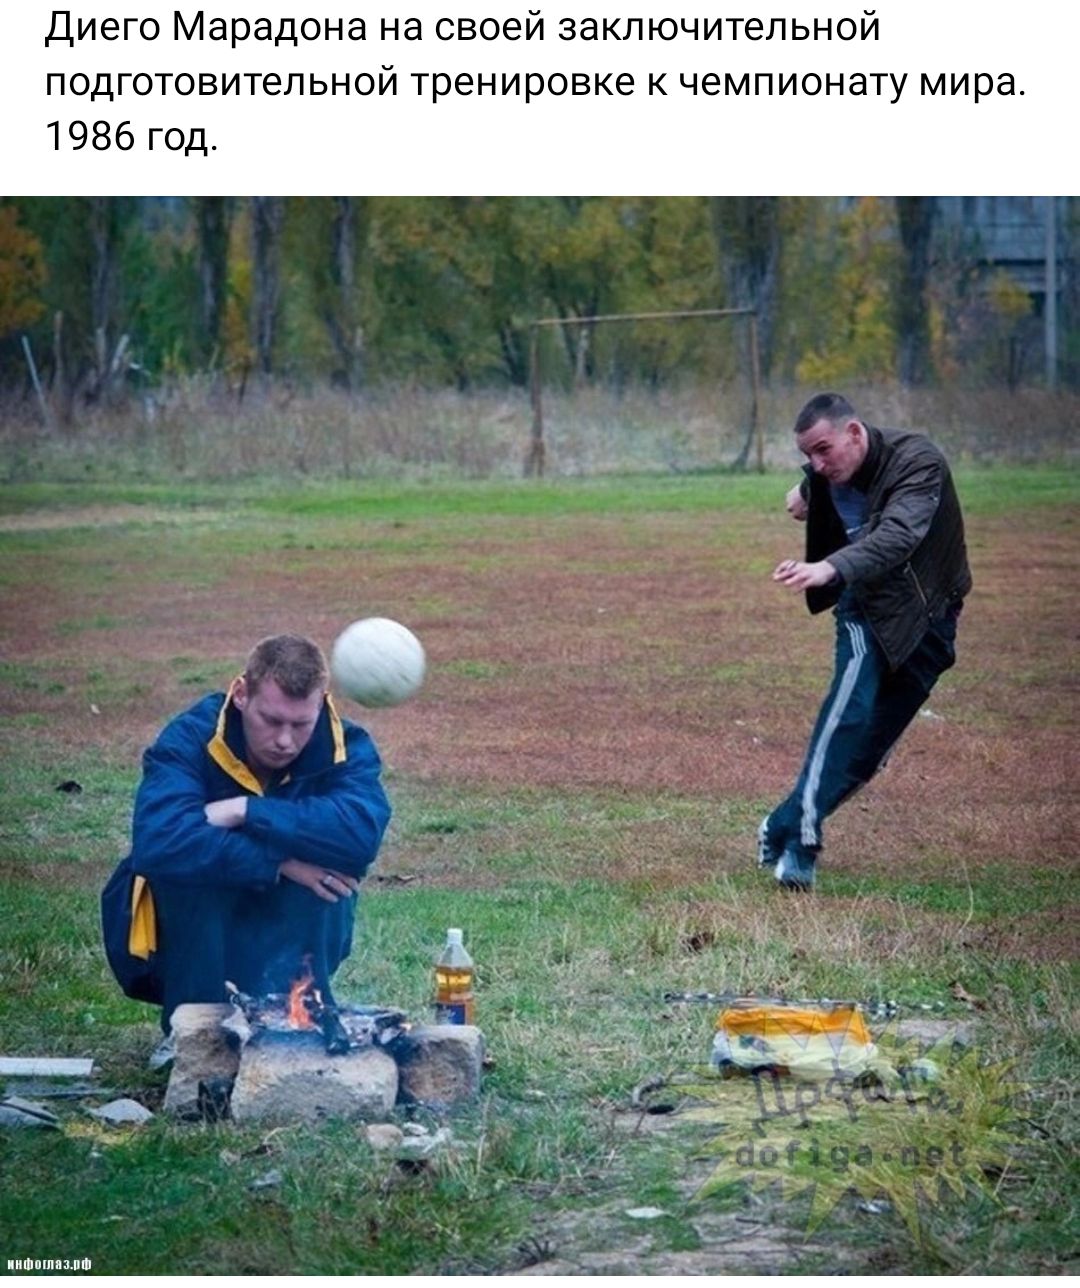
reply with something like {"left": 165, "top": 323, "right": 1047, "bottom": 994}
{"left": 434, "top": 964, "right": 475, "bottom": 1024}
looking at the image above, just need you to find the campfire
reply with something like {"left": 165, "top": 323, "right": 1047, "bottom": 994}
{"left": 225, "top": 960, "right": 407, "bottom": 1057}
{"left": 162, "top": 972, "right": 483, "bottom": 1123}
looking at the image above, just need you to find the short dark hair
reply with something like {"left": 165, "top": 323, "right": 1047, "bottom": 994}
{"left": 244, "top": 634, "right": 328, "bottom": 698}
{"left": 793, "top": 392, "right": 858, "bottom": 436}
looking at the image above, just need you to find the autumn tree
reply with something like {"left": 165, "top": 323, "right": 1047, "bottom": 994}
{"left": 0, "top": 205, "right": 46, "bottom": 340}
{"left": 709, "top": 196, "right": 782, "bottom": 379}
{"left": 251, "top": 197, "right": 284, "bottom": 374}
{"left": 321, "top": 196, "right": 367, "bottom": 389}
{"left": 195, "top": 197, "right": 231, "bottom": 364}
{"left": 895, "top": 196, "right": 937, "bottom": 386}
{"left": 795, "top": 197, "right": 899, "bottom": 386}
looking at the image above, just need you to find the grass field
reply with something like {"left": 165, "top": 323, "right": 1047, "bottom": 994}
{"left": 0, "top": 468, "right": 1076, "bottom": 1275}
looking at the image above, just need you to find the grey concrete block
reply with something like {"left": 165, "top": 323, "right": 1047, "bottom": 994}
{"left": 0, "top": 1096, "right": 61, "bottom": 1128}
{"left": 89, "top": 1097, "right": 154, "bottom": 1125}
{"left": 230, "top": 1033, "right": 398, "bottom": 1124}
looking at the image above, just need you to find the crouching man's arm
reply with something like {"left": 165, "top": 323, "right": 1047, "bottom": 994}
{"left": 240, "top": 727, "right": 391, "bottom": 881}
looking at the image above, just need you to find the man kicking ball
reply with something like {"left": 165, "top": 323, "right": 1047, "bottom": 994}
{"left": 761, "top": 393, "right": 972, "bottom": 890}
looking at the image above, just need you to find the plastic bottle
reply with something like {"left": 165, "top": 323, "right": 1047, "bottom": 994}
{"left": 434, "top": 928, "right": 475, "bottom": 1025}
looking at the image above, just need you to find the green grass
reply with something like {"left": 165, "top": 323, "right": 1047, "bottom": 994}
{"left": 1, "top": 463, "right": 1075, "bottom": 524}
{"left": 1, "top": 753, "right": 1075, "bottom": 1274}
{"left": 0, "top": 468, "right": 1076, "bottom": 1275}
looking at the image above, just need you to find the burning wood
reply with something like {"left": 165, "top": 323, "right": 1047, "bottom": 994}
{"left": 224, "top": 980, "right": 260, "bottom": 1023}
{"left": 224, "top": 976, "right": 407, "bottom": 1056}
{"left": 288, "top": 964, "right": 319, "bottom": 1030}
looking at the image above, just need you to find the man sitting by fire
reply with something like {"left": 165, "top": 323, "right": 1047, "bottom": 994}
{"left": 102, "top": 634, "right": 391, "bottom": 1056}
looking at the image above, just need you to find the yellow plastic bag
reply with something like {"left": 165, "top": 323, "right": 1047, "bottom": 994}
{"left": 711, "top": 1001, "right": 879, "bottom": 1079}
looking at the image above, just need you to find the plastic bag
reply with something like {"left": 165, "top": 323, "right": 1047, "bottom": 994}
{"left": 711, "top": 1000, "right": 881, "bottom": 1080}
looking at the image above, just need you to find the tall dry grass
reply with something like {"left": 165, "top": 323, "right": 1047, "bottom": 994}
{"left": 1, "top": 376, "right": 1077, "bottom": 483}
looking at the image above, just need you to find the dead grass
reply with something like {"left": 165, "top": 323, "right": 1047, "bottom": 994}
{"left": 3, "top": 379, "right": 1077, "bottom": 485}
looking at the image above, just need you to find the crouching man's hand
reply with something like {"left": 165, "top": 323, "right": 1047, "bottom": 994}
{"left": 205, "top": 796, "right": 248, "bottom": 828}
{"left": 279, "top": 857, "right": 361, "bottom": 903}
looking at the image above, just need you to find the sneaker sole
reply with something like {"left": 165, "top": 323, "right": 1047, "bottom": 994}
{"left": 776, "top": 873, "right": 814, "bottom": 892}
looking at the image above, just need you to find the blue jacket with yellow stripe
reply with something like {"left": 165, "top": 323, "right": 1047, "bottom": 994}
{"left": 101, "top": 684, "right": 390, "bottom": 1002}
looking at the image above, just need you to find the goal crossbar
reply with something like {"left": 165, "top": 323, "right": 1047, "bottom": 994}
{"left": 524, "top": 307, "right": 762, "bottom": 477}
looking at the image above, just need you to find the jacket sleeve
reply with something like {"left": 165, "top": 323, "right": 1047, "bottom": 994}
{"left": 242, "top": 729, "right": 391, "bottom": 880}
{"left": 826, "top": 449, "right": 944, "bottom": 586}
{"left": 131, "top": 725, "right": 283, "bottom": 890}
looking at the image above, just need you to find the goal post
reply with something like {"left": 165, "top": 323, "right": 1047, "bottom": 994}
{"left": 522, "top": 307, "right": 762, "bottom": 478}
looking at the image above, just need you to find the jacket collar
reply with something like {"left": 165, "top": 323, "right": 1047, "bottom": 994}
{"left": 850, "top": 423, "right": 883, "bottom": 493}
{"left": 206, "top": 679, "right": 347, "bottom": 795}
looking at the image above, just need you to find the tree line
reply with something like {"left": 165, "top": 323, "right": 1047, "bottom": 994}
{"left": 1, "top": 196, "right": 1076, "bottom": 411}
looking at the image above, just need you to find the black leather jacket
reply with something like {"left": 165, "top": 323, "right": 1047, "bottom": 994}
{"left": 801, "top": 424, "right": 972, "bottom": 669}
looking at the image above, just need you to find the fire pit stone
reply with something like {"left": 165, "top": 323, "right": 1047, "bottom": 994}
{"left": 229, "top": 1033, "right": 399, "bottom": 1124}
{"left": 163, "top": 1003, "right": 242, "bottom": 1120}
{"left": 391, "top": 1024, "right": 485, "bottom": 1110}
{"left": 162, "top": 991, "right": 485, "bottom": 1122}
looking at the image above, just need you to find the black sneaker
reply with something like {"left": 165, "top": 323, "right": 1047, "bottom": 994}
{"left": 757, "top": 817, "right": 780, "bottom": 870}
{"left": 775, "top": 850, "right": 816, "bottom": 891}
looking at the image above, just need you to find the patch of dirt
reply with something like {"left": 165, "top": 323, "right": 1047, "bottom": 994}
{"left": 0, "top": 505, "right": 222, "bottom": 532}
{"left": 507, "top": 1108, "right": 856, "bottom": 1276}
{"left": 2, "top": 505, "right": 1076, "bottom": 916}
{"left": 0, "top": 860, "right": 109, "bottom": 890}
{"left": 514, "top": 1225, "right": 821, "bottom": 1276}
{"left": 961, "top": 903, "right": 1080, "bottom": 964}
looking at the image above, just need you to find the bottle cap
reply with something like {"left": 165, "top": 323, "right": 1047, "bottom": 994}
{"left": 447, "top": 928, "right": 463, "bottom": 945}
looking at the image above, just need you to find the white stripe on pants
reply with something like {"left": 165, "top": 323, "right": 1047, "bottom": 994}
{"left": 800, "top": 620, "right": 868, "bottom": 849}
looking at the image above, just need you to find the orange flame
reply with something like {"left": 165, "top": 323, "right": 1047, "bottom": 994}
{"left": 287, "top": 959, "right": 321, "bottom": 1030}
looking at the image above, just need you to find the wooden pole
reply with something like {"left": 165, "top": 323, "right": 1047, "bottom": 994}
{"left": 748, "top": 313, "right": 764, "bottom": 473}
{"left": 530, "top": 306, "right": 754, "bottom": 329}
{"left": 21, "top": 335, "right": 54, "bottom": 432}
{"left": 526, "top": 324, "right": 545, "bottom": 477}
{"left": 1045, "top": 195, "right": 1058, "bottom": 391}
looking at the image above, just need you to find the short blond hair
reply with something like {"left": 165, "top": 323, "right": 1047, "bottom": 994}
{"left": 244, "top": 634, "right": 328, "bottom": 698}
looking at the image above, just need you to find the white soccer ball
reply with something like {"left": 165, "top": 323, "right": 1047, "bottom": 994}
{"left": 330, "top": 618, "right": 426, "bottom": 708}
